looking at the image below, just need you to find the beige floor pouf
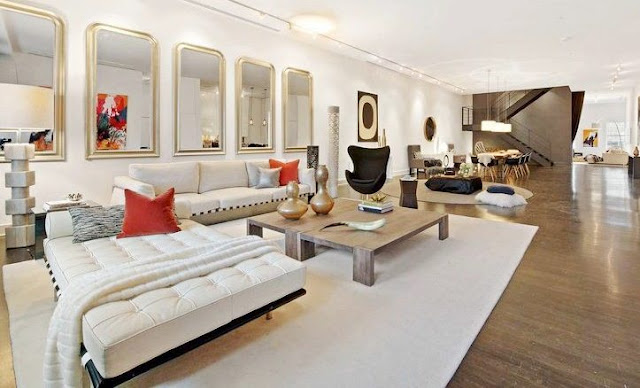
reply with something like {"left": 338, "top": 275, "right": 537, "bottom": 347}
{"left": 4, "top": 143, "right": 36, "bottom": 248}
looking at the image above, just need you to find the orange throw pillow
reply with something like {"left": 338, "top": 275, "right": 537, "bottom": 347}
{"left": 269, "top": 159, "right": 299, "bottom": 186}
{"left": 117, "top": 188, "right": 181, "bottom": 239}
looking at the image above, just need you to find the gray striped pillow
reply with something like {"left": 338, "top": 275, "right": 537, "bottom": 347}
{"left": 69, "top": 205, "right": 125, "bottom": 243}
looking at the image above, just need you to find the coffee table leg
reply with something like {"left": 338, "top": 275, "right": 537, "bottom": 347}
{"left": 439, "top": 215, "right": 449, "bottom": 240}
{"left": 285, "top": 230, "right": 299, "bottom": 260}
{"left": 247, "top": 222, "right": 263, "bottom": 237}
{"left": 298, "top": 237, "right": 316, "bottom": 261}
{"left": 353, "top": 248, "right": 374, "bottom": 286}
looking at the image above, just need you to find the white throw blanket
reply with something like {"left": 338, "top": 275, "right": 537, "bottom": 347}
{"left": 43, "top": 235, "right": 279, "bottom": 387}
{"left": 477, "top": 153, "right": 495, "bottom": 166}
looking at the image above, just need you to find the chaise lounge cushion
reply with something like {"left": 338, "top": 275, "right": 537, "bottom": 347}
{"left": 82, "top": 250, "right": 304, "bottom": 378}
{"left": 201, "top": 187, "right": 273, "bottom": 209}
{"left": 43, "top": 216, "right": 306, "bottom": 379}
{"left": 130, "top": 162, "right": 199, "bottom": 195}
{"left": 199, "top": 160, "right": 249, "bottom": 193}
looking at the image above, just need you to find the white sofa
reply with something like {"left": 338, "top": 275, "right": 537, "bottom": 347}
{"left": 43, "top": 211, "right": 306, "bottom": 385}
{"left": 111, "top": 160, "right": 316, "bottom": 224}
{"left": 602, "top": 149, "right": 629, "bottom": 165}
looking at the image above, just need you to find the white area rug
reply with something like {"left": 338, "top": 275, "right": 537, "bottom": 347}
{"left": 382, "top": 179, "right": 533, "bottom": 205}
{"left": 3, "top": 215, "right": 537, "bottom": 388}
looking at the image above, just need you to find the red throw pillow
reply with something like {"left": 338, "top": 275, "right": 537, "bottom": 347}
{"left": 117, "top": 188, "right": 181, "bottom": 239}
{"left": 269, "top": 159, "right": 299, "bottom": 186}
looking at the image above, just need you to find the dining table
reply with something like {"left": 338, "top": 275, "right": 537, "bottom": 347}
{"left": 477, "top": 149, "right": 522, "bottom": 180}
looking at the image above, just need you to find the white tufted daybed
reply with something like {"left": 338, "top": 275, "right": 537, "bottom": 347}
{"left": 43, "top": 210, "right": 306, "bottom": 387}
{"left": 111, "top": 160, "right": 316, "bottom": 225}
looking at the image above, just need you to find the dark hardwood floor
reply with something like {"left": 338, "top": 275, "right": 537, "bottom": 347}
{"left": 1, "top": 164, "right": 639, "bottom": 387}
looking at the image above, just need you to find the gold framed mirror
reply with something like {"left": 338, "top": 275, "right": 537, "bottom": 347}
{"left": 236, "top": 57, "right": 274, "bottom": 154}
{"left": 85, "top": 23, "right": 159, "bottom": 159}
{"left": 283, "top": 67, "right": 312, "bottom": 152}
{"left": 174, "top": 43, "right": 225, "bottom": 155}
{"left": 424, "top": 116, "right": 436, "bottom": 141}
{"left": 0, "top": 0, "right": 65, "bottom": 162}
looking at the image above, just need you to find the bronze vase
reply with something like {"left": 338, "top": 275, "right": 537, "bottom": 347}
{"left": 310, "top": 165, "right": 334, "bottom": 215}
{"left": 277, "top": 181, "right": 308, "bottom": 220}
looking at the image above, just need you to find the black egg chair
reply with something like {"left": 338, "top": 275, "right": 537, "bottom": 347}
{"left": 345, "top": 145, "right": 390, "bottom": 195}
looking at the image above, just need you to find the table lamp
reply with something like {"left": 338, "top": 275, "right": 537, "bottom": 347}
{"left": 2, "top": 83, "right": 54, "bottom": 249}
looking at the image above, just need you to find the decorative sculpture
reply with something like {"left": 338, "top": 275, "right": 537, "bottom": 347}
{"left": 320, "top": 218, "right": 386, "bottom": 231}
{"left": 4, "top": 143, "right": 36, "bottom": 248}
{"left": 310, "top": 165, "right": 334, "bottom": 215}
{"left": 277, "top": 181, "right": 308, "bottom": 220}
{"left": 327, "top": 106, "right": 339, "bottom": 197}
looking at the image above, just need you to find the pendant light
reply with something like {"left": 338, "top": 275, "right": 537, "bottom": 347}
{"left": 494, "top": 77, "right": 512, "bottom": 133}
{"left": 248, "top": 87, "right": 254, "bottom": 126}
{"left": 481, "top": 69, "right": 496, "bottom": 131}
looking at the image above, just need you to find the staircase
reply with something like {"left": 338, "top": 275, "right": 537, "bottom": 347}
{"left": 462, "top": 87, "right": 554, "bottom": 166}
{"left": 499, "top": 119, "right": 554, "bottom": 167}
{"left": 492, "top": 88, "right": 551, "bottom": 121}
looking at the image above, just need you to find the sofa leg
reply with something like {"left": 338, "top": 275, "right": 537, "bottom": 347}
{"left": 265, "top": 311, "right": 273, "bottom": 320}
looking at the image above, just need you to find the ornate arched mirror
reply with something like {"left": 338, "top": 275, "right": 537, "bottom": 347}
{"left": 424, "top": 117, "right": 436, "bottom": 141}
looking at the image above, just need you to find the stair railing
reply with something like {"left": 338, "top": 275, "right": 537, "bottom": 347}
{"left": 507, "top": 118, "right": 553, "bottom": 161}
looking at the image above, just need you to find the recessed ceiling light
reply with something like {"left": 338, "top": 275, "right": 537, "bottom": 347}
{"left": 290, "top": 14, "right": 336, "bottom": 35}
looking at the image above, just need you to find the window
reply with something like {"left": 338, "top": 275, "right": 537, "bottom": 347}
{"left": 605, "top": 121, "right": 628, "bottom": 150}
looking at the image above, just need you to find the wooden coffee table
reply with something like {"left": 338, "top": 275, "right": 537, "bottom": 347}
{"left": 247, "top": 198, "right": 448, "bottom": 286}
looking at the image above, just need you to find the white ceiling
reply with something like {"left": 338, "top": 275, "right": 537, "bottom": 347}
{"left": 194, "top": 0, "right": 640, "bottom": 95}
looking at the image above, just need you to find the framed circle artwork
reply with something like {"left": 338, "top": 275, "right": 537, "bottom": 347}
{"left": 357, "top": 91, "right": 378, "bottom": 142}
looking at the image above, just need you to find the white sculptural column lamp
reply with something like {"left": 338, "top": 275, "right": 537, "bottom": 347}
{"left": 0, "top": 83, "right": 53, "bottom": 249}
{"left": 4, "top": 144, "right": 36, "bottom": 248}
{"left": 327, "top": 106, "right": 340, "bottom": 198}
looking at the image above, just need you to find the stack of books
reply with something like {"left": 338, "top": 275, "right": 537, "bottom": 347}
{"left": 43, "top": 200, "right": 87, "bottom": 212}
{"left": 358, "top": 200, "right": 394, "bottom": 214}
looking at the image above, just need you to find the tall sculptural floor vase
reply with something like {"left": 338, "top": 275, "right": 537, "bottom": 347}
{"left": 327, "top": 106, "right": 340, "bottom": 198}
{"left": 310, "top": 165, "right": 334, "bottom": 215}
{"left": 4, "top": 143, "right": 36, "bottom": 248}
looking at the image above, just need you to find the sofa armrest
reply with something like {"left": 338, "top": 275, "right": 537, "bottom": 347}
{"left": 113, "top": 176, "right": 155, "bottom": 199}
{"left": 45, "top": 210, "right": 74, "bottom": 240}
{"left": 299, "top": 168, "right": 316, "bottom": 194}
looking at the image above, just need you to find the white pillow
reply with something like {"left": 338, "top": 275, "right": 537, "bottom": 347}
{"left": 475, "top": 191, "right": 527, "bottom": 208}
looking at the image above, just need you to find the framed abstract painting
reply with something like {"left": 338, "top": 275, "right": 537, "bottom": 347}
{"left": 96, "top": 93, "right": 128, "bottom": 150}
{"left": 583, "top": 129, "right": 598, "bottom": 148}
{"left": 357, "top": 91, "right": 378, "bottom": 142}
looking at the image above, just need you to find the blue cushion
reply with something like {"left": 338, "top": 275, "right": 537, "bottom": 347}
{"left": 487, "top": 185, "right": 515, "bottom": 195}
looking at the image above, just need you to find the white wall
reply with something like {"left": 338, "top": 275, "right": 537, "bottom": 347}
{"left": 0, "top": 0, "right": 469, "bottom": 226}
{"left": 573, "top": 100, "right": 627, "bottom": 155}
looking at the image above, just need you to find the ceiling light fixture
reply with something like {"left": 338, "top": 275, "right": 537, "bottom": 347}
{"left": 290, "top": 14, "right": 335, "bottom": 35}
{"left": 481, "top": 70, "right": 496, "bottom": 132}
{"left": 183, "top": 0, "right": 465, "bottom": 92}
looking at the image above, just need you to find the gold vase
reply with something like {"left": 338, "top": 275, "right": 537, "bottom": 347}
{"left": 634, "top": 146, "right": 639, "bottom": 157}
{"left": 277, "top": 181, "right": 308, "bottom": 220}
{"left": 310, "top": 165, "right": 334, "bottom": 215}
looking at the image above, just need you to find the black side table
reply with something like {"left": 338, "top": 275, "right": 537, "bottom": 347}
{"left": 400, "top": 179, "right": 418, "bottom": 209}
{"left": 629, "top": 156, "right": 640, "bottom": 179}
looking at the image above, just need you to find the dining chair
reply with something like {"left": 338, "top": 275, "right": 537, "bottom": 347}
{"left": 523, "top": 153, "right": 531, "bottom": 175}
{"left": 479, "top": 157, "right": 498, "bottom": 181}
{"left": 474, "top": 141, "right": 487, "bottom": 154}
{"left": 504, "top": 156, "right": 519, "bottom": 179}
